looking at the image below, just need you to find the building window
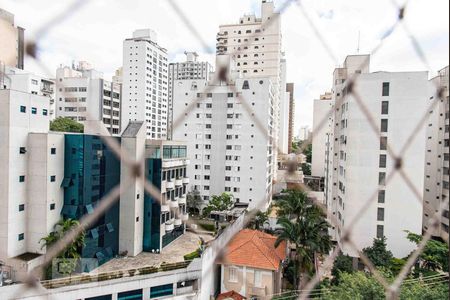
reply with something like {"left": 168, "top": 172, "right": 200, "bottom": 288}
{"left": 376, "top": 225, "right": 384, "bottom": 238}
{"left": 20, "top": 147, "right": 27, "bottom": 154}
{"left": 20, "top": 106, "right": 26, "bottom": 113}
{"left": 19, "top": 204, "right": 25, "bottom": 211}
{"left": 50, "top": 175, "right": 56, "bottom": 182}
{"left": 18, "top": 233, "right": 25, "bottom": 241}
{"left": 254, "top": 270, "right": 262, "bottom": 287}
{"left": 382, "top": 82, "right": 390, "bottom": 96}
{"left": 51, "top": 148, "right": 56, "bottom": 155}
{"left": 31, "top": 107, "right": 37, "bottom": 114}
{"left": 242, "top": 80, "right": 249, "bottom": 90}
{"left": 50, "top": 203, "right": 56, "bottom": 210}
{"left": 381, "top": 101, "right": 389, "bottom": 115}
{"left": 19, "top": 175, "right": 25, "bottom": 182}
{"left": 43, "top": 109, "right": 48, "bottom": 116}
{"left": 379, "top": 154, "right": 387, "bottom": 168}
{"left": 380, "top": 137, "right": 387, "bottom": 150}
{"left": 381, "top": 119, "right": 388, "bottom": 132}
{"left": 229, "top": 267, "right": 238, "bottom": 282}
{"left": 377, "top": 208, "right": 385, "bottom": 221}
{"left": 378, "top": 190, "right": 385, "bottom": 203}
{"left": 379, "top": 172, "right": 386, "bottom": 185}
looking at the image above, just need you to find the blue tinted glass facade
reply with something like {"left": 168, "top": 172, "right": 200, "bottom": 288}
{"left": 62, "top": 135, "right": 120, "bottom": 268}
{"left": 143, "top": 158, "right": 162, "bottom": 252}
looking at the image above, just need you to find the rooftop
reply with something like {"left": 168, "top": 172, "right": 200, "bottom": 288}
{"left": 92, "top": 231, "right": 213, "bottom": 273}
{"left": 221, "top": 229, "right": 287, "bottom": 271}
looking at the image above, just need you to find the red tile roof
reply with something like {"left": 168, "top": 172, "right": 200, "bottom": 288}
{"left": 222, "top": 229, "right": 287, "bottom": 271}
{"left": 217, "top": 290, "right": 246, "bottom": 300}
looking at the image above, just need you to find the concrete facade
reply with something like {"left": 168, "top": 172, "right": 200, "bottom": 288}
{"left": 55, "top": 62, "right": 122, "bottom": 135}
{"left": 172, "top": 55, "right": 275, "bottom": 210}
{"left": 0, "top": 8, "right": 24, "bottom": 70}
{"left": 423, "top": 66, "right": 449, "bottom": 241}
{"left": 323, "top": 55, "right": 428, "bottom": 258}
{"left": 121, "top": 29, "right": 169, "bottom": 139}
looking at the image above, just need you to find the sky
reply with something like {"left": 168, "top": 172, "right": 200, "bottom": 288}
{"left": 1, "top": 0, "right": 448, "bottom": 135}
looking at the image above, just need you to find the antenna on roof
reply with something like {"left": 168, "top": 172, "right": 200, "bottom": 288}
{"left": 357, "top": 31, "right": 360, "bottom": 54}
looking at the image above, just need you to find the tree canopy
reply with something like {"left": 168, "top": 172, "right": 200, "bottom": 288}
{"left": 202, "top": 192, "right": 234, "bottom": 217}
{"left": 50, "top": 117, "right": 84, "bottom": 133}
{"left": 362, "top": 236, "right": 393, "bottom": 268}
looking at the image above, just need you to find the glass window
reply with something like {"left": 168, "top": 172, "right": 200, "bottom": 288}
{"left": 19, "top": 204, "right": 25, "bottom": 211}
{"left": 19, "top": 175, "right": 25, "bottom": 182}
{"left": 379, "top": 172, "right": 386, "bottom": 185}
{"left": 229, "top": 267, "right": 237, "bottom": 282}
{"left": 19, "top": 147, "right": 26, "bottom": 154}
{"left": 381, "top": 119, "right": 388, "bottom": 132}
{"left": 378, "top": 190, "right": 385, "bottom": 203}
{"left": 376, "top": 225, "right": 384, "bottom": 238}
{"left": 379, "top": 154, "right": 387, "bottom": 168}
{"left": 43, "top": 109, "right": 48, "bottom": 116}
{"left": 31, "top": 107, "right": 37, "bottom": 114}
{"left": 382, "top": 82, "right": 390, "bottom": 96}
{"left": 51, "top": 148, "right": 56, "bottom": 155}
{"left": 377, "top": 208, "right": 385, "bottom": 221}
{"left": 50, "top": 175, "right": 56, "bottom": 182}
{"left": 380, "top": 137, "right": 387, "bottom": 150}
{"left": 50, "top": 203, "right": 56, "bottom": 210}
{"left": 20, "top": 106, "right": 26, "bottom": 113}
{"left": 381, "top": 101, "right": 389, "bottom": 114}
{"left": 18, "top": 233, "right": 24, "bottom": 241}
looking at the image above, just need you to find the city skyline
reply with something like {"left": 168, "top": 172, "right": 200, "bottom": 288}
{"left": 1, "top": 0, "right": 448, "bottom": 133}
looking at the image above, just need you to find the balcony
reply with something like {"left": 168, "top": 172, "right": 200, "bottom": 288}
{"left": 169, "top": 199, "right": 179, "bottom": 209}
{"left": 166, "top": 181, "right": 175, "bottom": 190}
{"left": 174, "top": 218, "right": 182, "bottom": 227}
{"left": 175, "top": 178, "right": 183, "bottom": 187}
{"left": 181, "top": 213, "right": 189, "bottom": 221}
{"left": 165, "top": 222, "right": 174, "bottom": 232}
{"left": 182, "top": 177, "right": 190, "bottom": 185}
{"left": 178, "top": 196, "right": 186, "bottom": 205}
{"left": 161, "top": 204, "right": 170, "bottom": 212}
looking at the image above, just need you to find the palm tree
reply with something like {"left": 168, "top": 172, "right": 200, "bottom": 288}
{"left": 248, "top": 210, "right": 270, "bottom": 231}
{"left": 41, "top": 219, "right": 86, "bottom": 278}
{"left": 274, "top": 190, "right": 332, "bottom": 289}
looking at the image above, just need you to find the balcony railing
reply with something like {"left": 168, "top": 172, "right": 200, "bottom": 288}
{"left": 175, "top": 178, "right": 183, "bottom": 187}
{"left": 166, "top": 181, "right": 175, "bottom": 190}
{"left": 40, "top": 260, "right": 193, "bottom": 289}
{"left": 182, "top": 177, "right": 190, "bottom": 185}
{"left": 178, "top": 196, "right": 186, "bottom": 205}
{"left": 165, "top": 222, "right": 174, "bottom": 232}
{"left": 169, "top": 199, "right": 179, "bottom": 208}
{"left": 174, "top": 219, "right": 182, "bottom": 227}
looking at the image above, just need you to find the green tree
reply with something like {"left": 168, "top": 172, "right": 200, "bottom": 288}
{"left": 406, "top": 231, "right": 449, "bottom": 272}
{"left": 362, "top": 237, "right": 393, "bottom": 268}
{"left": 303, "top": 143, "right": 312, "bottom": 163}
{"left": 202, "top": 192, "right": 234, "bottom": 217}
{"left": 248, "top": 210, "right": 269, "bottom": 231}
{"left": 274, "top": 190, "right": 332, "bottom": 289}
{"left": 50, "top": 117, "right": 84, "bottom": 133}
{"left": 331, "top": 254, "right": 354, "bottom": 284}
{"left": 186, "top": 189, "right": 202, "bottom": 215}
{"left": 301, "top": 163, "right": 311, "bottom": 176}
{"left": 322, "top": 272, "right": 385, "bottom": 300}
{"left": 41, "top": 219, "right": 86, "bottom": 278}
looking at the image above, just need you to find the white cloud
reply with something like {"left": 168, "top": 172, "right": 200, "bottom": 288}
{"left": 1, "top": 0, "right": 448, "bottom": 133}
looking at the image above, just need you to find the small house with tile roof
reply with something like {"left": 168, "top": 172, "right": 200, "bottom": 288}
{"left": 218, "top": 229, "right": 287, "bottom": 299}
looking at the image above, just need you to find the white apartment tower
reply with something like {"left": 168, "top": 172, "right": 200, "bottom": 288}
{"left": 172, "top": 55, "right": 275, "bottom": 210}
{"left": 122, "top": 29, "right": 169, "bottom": 139}
{"left": 216, "top": 0, "right": 285, "bottom": 156}
{"left": 312, "top": 96, "right": 333, "bottom": 177}
{"left": 56, "top": 62, "right": 122, "bottom": 135}
{"left": 0, "top": 8, "right": 24, "bottom": 70}
{"left": 0, "top": 68, "right": 64, "bottom": 274}
{"left": 168, "top": 51, "right": 213, "bottom": 139}
{"left": 423, "top": 66, "right": 449, "bottom": 241}
{"left": 323, "top": 55, "right": 428, "bottom": 258}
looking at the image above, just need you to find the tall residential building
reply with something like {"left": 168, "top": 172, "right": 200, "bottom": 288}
{"left": 287, "top": 83, "right": 295, "bottom": 153}
{"left": 324, "top": 54, "right": 428, "bottom": 258}
{"left": 0, "top": 8, "right": 24, "bottom": 70}
{"left": 298, "top": 126, "right": 311, "bottom": 141}
{"left": 172, "top": 55, "right": 275, "bottom": 210}
{"left": 312, "top": 95, "right": 333, "bottom": 177}
{"left": 278, "top": 58, "right": 289, "bottom": 154}
{"left": 216, "top": 0, "right": 284, "bottom": 164}
{"left": 55, "top": 62, "right": 122, "bottom": 135}
{"left": 0, "top": 69, "right": 63, "bottom": 278}
{"left": 168, "top": 51, "right": 213, "bottom": 139}
{"left": 423, "top": 66, "right": 449, "bottom": 241}
{"left": 121, "top": 29, "right": 169, "bottom": 139}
